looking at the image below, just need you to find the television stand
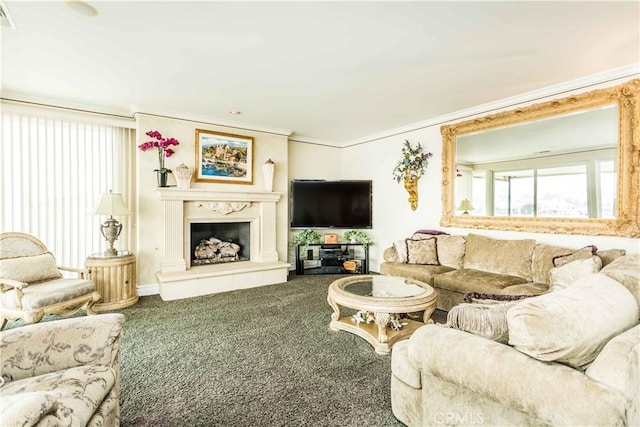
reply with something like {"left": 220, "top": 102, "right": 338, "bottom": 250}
{"left": 295, "top": 243, "right": 369, "bottom": 275}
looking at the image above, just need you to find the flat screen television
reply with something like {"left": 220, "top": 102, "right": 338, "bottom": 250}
{"left": 290, "top": 180, "right": 372, "bottom": 229}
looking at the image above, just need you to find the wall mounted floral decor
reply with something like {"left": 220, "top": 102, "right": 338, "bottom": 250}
{"left": 138, "top": 130, "right": 180, "bottom": 187}
{"left": 392, "top": 140, "right": 433, "bottom": 210}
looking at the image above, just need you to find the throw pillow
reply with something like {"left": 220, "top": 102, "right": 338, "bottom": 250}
{"left": 412, "top": 229, "right": 449, "bottom": 236}
{"left": 596, "top": 249, "right": 626, "bottom": 267}
{"left": 463, "top": 292, "right": 536, "bottom": 304}
{"left": 447, "top": 301, "right": 517, "bottom": 343}
{"left": 507, "top": 273, "right": 639, "bottom": 370}
{"left": 406, "top": 238, "right": 439, "bottom": 265}
{"left": 434, "top": 235, "right": 466, "bottom": 269}
{"left": 393, "top": 239, "right": 408, "bottom": 263}
{"left": 0, "top": 252, "right": 62, "bottom": 284}
{"left": 548, "top": 255, "right": 602, "bottom": 291}
{"left": 383, "top": 246, "right": 400, "bottom": 263}
{"left": 552, "top": 245, "right": 597, "bottom": 267}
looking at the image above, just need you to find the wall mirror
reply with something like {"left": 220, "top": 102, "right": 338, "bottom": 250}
{"left": 440, "top": 79, "right": 639, "bottom": 237}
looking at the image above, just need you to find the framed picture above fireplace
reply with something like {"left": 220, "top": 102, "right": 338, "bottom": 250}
{"left": 195, "top": 129, "right": 254, "bottom": 184}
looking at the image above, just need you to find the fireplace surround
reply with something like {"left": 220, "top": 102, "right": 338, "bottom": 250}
{"left": 156, "top": 188, "right": 289, "bottom": 300}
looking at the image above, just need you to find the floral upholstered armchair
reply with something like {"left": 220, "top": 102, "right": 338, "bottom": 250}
{"left": 0, "top": 232, "right": 101, "bottom": 330}
{"left": 0, "top": 313, "right": 125, "bottom": 426}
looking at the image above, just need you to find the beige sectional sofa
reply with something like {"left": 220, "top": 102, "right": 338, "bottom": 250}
{"left": 391, "top": 254, "right": 640, "bottom": 426}
{"left": 380, "top": 232, "right": 625, "bottom": 311}
{"left": 0, "top": 313, "right": 125, "bottom": 426}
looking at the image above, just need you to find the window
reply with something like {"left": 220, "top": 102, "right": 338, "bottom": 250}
{"left": 1, "top": 105, "right": 135, "bottom": 268}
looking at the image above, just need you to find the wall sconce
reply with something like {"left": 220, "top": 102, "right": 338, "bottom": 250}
{"left": 457, "top": 199, "right": 475, "bottom": 215}
{"left": 93, "top": 190, "right": 131, "bottom": 256}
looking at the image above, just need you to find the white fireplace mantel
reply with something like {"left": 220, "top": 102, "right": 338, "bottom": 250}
{"left": 155, "top": 188, "right": 289, "bottom": 301}
{"left": 158, "top": 188, "right": 282, "bottom": 203}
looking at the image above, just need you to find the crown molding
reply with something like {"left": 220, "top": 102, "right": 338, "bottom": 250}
{"left": 341, "top": 64, "right": 640, "bottom": 148}
{"left": 288, "top": 134, "right": 342, "bottom": 148}
{"left": 132, "top": 109, "right": 292, "bottom": 137}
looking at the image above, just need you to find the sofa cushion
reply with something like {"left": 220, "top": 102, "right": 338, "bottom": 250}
{"left": 406, "top": 238, "right": 438, "bottom": 265}
{"left": 0, "top": 278, "right": 96, "bottom": 310}
{"left": 379, "top": 262, "right": 453, "bottom": 285}
{"left": 549, "top": 256, "right": 602, "bottom": 291}
{"left": 552, "top": 245, "right": 597, "bottom": 267}
{"left": 600, "top": 254, "right": 640, "bottom": 311}
{"left": 0, "top": 252, "right": 62, "bottom": 284}
{"left": 585, "top": 324, "right": 640, "bottom": 397}
{"left": 0, "top": 365, "right": 116, "bottom": 426}
{"left": 463, "top": 234, "right": 536, "bottom": 280}
{"left": 507, "top": 273, "right": 639, "bottom": 370}
{"left": 447, "top": 301, "right": 518, "bottom": 343}
{"left": 434, "top": 235, "right": 466, "bottom": 269}
{"left": 0, "top": 391, "right": 57, "bottom": 427}
{"left": 434, "top": 269, "right": 528, "bottom": 295}
{"left": 391, "top": 340, "right": 421, "bottom": 389}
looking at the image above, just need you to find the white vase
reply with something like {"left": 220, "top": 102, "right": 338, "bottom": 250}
{"left": 263, "top": 158, "right": 275, "bottom": 192}
{"left": 174, "top": 163, "right": 192, "bottom": 189}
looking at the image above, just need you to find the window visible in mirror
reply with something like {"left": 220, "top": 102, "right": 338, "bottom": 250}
{"left": 537, "top": 165, "right": 587, "bottom": 217}
{"left": 494, "top": 170, "right": 534, "bottom": 217}
{"left": 599, "top": 160, "right": 616, "bottom": 218}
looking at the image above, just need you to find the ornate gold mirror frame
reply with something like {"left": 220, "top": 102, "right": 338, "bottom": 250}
{"left": 440, "top": 79, "right": 640, "bottom": 237}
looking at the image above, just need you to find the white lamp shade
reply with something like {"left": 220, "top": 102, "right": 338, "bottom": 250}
{"left": 93, "top": 192, "right": 131, "bottom": 216}
{"left": 457, "top": 199, "right": 475, "bottom": 211}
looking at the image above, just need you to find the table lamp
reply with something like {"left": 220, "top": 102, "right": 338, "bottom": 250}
{"left": 457, "top": 199, "right": 475, "bottom": 215}
{"left": 93, "top": 191, "right": 131, "bottom": 256}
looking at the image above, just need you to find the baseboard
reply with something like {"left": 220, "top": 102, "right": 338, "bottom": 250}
{"left": 137, "top": 283, "right": 159, "bottom": 296}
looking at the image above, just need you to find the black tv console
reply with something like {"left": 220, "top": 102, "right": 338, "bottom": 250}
{"left": 295, "top": 243, "right": 369, "bottom": 275}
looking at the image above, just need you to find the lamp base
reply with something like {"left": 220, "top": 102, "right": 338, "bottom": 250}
{"left": 100, "top": 217, "right": 123, "bottom": 258}
{"left": 104, "top": 247, "right": 118, "bottom": 257}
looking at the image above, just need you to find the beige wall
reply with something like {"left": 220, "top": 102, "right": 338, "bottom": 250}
{"left": 286, "top": 140, "right": 342, "bottom": 262}
{"left": 136, "top": 114, "right": 289, "bottom": 286}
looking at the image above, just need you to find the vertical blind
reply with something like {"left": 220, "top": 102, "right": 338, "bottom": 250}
{"left": 1, "top": 107, "right": 135, "bottom": 269}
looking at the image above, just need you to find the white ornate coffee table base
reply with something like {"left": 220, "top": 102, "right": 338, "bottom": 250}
{"left": 327, "top": 275, "right": 437, "bottom": 354}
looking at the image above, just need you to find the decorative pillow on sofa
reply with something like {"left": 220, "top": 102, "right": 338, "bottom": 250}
{"left": 548, "top": 255, "right": 602, "bottom": 291}
{"left": 434, "top": 235, "right": 466, "bottom": 269}
{"left": 463, "top": 292, "right": 536, "bottom": 304}
{"left": 507, "top": 273, "right": 639, "bottom": 370}
{"left": 383, "top": 246, "right": 400, "bottom": 263}
{"left": 392, "top": 240, "right": 408, "bottom": 263}
{"left": 552, "top": 245, "right": 597, "bottom": 267}
{"left": 0, "top": 252, "right": 61, "bottom": 284}
{"left": 406, "top": 238, "right": 439, "bottom": 265}
{"left": 596, "top": 249, "right": 626, "bottom": 267}
{"left": 413, "top": 229, "right": 449, "bottom": 236}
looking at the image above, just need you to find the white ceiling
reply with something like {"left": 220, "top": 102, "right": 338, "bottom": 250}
{"left": 1, "top": 1, "right": 639, "bottom": 145}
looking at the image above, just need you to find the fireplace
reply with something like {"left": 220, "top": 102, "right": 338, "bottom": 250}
{"left": 156, "top": 188, "right": 289, "bottom": 301}
{"left": 190, "top": 221, "right": 250, "bottom": 266}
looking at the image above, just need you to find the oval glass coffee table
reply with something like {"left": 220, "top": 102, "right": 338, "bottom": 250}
{"left": 327, "top": 275, "right": 437, "bottom": 354}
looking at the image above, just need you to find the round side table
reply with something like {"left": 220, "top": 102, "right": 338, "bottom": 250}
{"left": 85, "top": 251, "right": 138, "bottom": 311}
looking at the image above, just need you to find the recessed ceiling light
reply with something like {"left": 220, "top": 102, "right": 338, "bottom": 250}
{"left": 64, "top": 0, "right": 98, "bottom": 17}
{"left": 229, "top": 110, "right": 242, "bottom": 115}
